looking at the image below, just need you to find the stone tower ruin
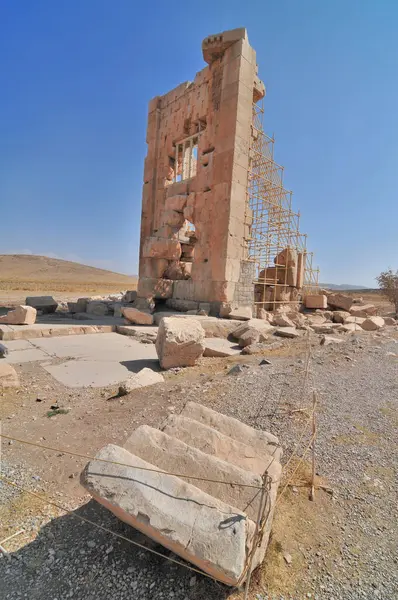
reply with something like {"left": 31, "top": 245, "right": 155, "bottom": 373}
{"left": 137, "top": 28, "right": 318, "bottom": 315}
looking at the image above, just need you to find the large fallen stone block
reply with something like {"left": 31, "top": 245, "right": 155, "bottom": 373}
{"left": 26, "top": 295, "right": 57, "bottom": 314}
{"left": 0, "top": 305, "right": 36, "bottom": 325}
{"left": 271, "top": 313, "right": 295, "bottom": 327}
{"left": 361, "top": 316, "right": 385, "bottom": 331}
{"left": 332, "top": 310, "right": 351, "bottom": 324}
{"left": 124, "top": 426, "right": 264, "bottom": 521}
{"left": 344, "top": 316, "right": 365, "bottom": 325}
{"left": 81, "top": 444, "right": 255, "bottom": 586}
{"left": 0, "top": 363, "right": 19, "bottom": 387}
{"left": 349, "top": 304, "right": 377, "bottom": 318}
{"left": 327, "top": 293, "right": 353, "bottom": 312}
{"left": 304, "top": 294, "right": 327, "bottom": 309}
{"left": 118, "top": 368, "right": 164, "bottom": 395}
{"left": 238, "top": 328, "right": 268, "bottom": 348}
{"left": 121, "top": 307, "right": 154, "bottom": 325}
{"left": 155, "top": 317, "right": 205, "bottom": 369}
{"left": 231, "top": 319, "right": 274, "bottom": 340}
{"left": 181, "top": 401, "right": 281, "bottom": 455}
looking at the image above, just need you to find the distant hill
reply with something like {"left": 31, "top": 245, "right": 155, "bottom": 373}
{"left": 319, "top": 283, "right": 370, "bottom": 291}
{"left": 0, "top": 254, "right": 137, "bottom": 292}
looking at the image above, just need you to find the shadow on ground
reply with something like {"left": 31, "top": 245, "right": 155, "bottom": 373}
{"left": 0, "top": 500, "right": 232, "bottom": 600}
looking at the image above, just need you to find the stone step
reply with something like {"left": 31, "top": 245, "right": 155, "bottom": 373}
{"left": 81, "top": 444, "right": 255, "bottom": 586}
{"left": 124, "top": 425, "right": 263, "bottom": 521}
{"left": 163, "top": 414, "right": 281, "bottom": 476}
{"left": 81, "top": 403, "right": 282, "bottom": 585}
{"left": 181, "top": 401, "right": 281, "bottom": 458}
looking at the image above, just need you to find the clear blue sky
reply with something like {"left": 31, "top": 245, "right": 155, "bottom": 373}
{"left": 1, "top": 1, "right": 397, "bottom": 286}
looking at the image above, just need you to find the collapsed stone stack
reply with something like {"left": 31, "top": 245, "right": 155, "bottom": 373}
{"left": 255, "top": 247, "right": 304, "bottom": 312}
{"left": 81, "top": 401, "right": 282, "bottom": 586}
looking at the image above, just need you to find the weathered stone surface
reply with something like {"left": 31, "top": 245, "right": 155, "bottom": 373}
{"left": 166, "top": 298, "right": 198, "bottom": 312}
{"left": 231, "top": 319, "right": 273, "bottom": 340}
{"left": 306, "top": 314, "right": 326, "bottom": 326}
{"left": 142, "top": 237, "right": 181, "bottom": 260}
{"left": 332, "top": 311, "right": 351, "bottom": 324}
{"left": 274, "top": 326, "right": 301, "bottom": 339}
{"left": 67, "top": 297, "right": 90, "bottom": 313}
{"left": 164, "top": 415, "right": 281, "bottom": 473}
{"left": 26, "top": 295, "right": 58, "bottom": 314}
{"left": 121, "top": 307, "right": 154, "bottom": 325}
{"left": 118, "top": 368, "right": 164, "bottom": 395}
{"left": 304, "top": 294, "right": 327, "bottom": 309}
{"left": 0, "top": 363, "right": 19, "bottom": 387}
{"left": 155, "top": 317, "right": 205, "bottom": 369}
{"left": 203, "top": 338, "right": 241, "bottom": 357}
{"left": 272, "top": 313, "right": 295, "bottom": 327}
{"left": 238, "top": 328, "right": 268, "bottom": 348}
{"left": 137, "top": 277, "right": 173, "bottom": 300}
{"left": 124, "top": 425, "right": 263, "bottom": 520}
{"left": 201, "top": 319, "right": 240, "bottom": 339}
{"left": 86, "top": 301, "right": 109, "bottom": 316}
{"left": 310, "top": 323, "right": 342, "bottom": 334}
{"left": 228, "top": 306, "right": 253, "bottom": 321}
{"left": 361, "top": 316, "right": 385, "bottom": 331}
{"left": 122, "top": 290, "right": 138, "bottom": 303}
{"left": 349, "top": 304, "right": 377, "bottom": 318}
{"left": 181, "top": 401, "right": 280, "bottom": 450}
{"left": 0, "top": 305, "right": 36, "bottom": 325}
{"left": 0, "top": 343, "right": 9, "bottom": 357}
{"left": 340, "top": 322, "right": 363, "bottom": 332}
{"left": 82, "top": 444, "right": 255, "bottom": 586}
{"left": 384, "top": 317, "right": 397, "bottom": 326}
{"left": 327, "top": 293, "right": 353, "bottom": 312}
{"left": 344, "top": 316, "right": 365, "bottom": 325}
{"left": 134, "top": 297, "right": 156, "bottom": 313}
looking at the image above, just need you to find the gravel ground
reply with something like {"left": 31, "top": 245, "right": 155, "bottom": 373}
{"left": 0, "top": 329, "right": 397, "bottom": 599}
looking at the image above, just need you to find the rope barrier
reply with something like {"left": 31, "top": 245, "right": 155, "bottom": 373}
{"left": 0, "top": 475, "right": 220, "bottom": 583}
{"left": 0, "top": 434, "right": 266, "bottom": 490}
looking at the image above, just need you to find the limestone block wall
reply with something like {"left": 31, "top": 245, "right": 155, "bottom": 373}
{"left": 138, "top": 28, "right": 265, "bottom": 310}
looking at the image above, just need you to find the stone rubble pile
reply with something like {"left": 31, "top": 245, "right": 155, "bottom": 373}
{"left": 81, "top": 401, "right": 282, "bottom": 586}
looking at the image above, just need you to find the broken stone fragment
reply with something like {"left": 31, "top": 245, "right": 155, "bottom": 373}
{"left": 349, "top": 304, "right": 377, "bottom": 318}
{"left": 118, "top": 368, "right": 164, "bottom": 395}
{"left": 384, "top": 317, "right": 397, "bottom": 325}
{"left": 238, "top": 327, "right": 268, "bottom": 348}
{"left": 271, "top": 313, "right": 295, "bottom": 327}
{"left": 361, "top": 316, "right": 385, "bottom": 331}
{"left": 155, "top": 317, "right": 205, "bottom": 369}
{"left": 231, "top": 319, "right": 274, "bottom": 340}
{"left": 332, "top": 310, "right": 351, "bottom": 324}
{"left": 0, "top": 305, "right": 37, "bottom": 325}
{"left": 227, "top": 306, "right": 252, "bottom": 321}
{"left": 121, "top": 307, "right": 154, "bottom": 325}
{"left": 203, "top": 338, "right": 241, "bottom": 357}
{"left": 25, "top": 295, "right": 58, "bottom": 314}
{"left": 274, "top": 326, "right": 301, "bottom": 339}
{"left": 0, "top": 363, "right": 19, "bottom": 387}
{"left": 327, "top": 293, "right": 353, "bottom": 312}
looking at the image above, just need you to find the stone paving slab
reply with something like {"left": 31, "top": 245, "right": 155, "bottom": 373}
{"left": 0, "top": 323, "right": 115, "bottom": 341}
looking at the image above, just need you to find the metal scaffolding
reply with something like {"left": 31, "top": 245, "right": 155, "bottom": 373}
{"left": 246, "top": 101, "right": 319, "bottom": 309}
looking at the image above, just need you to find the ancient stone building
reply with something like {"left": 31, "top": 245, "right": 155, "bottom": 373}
{"left": 137, "top": 28, "right": 263, "bottom": 313}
